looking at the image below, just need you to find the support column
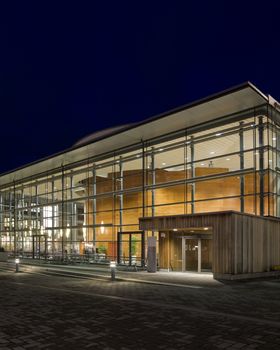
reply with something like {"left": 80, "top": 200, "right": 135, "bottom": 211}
{"left": 239, "top": 121, "right": 244, "bottom": 212}
{"left": 13, "top": 182, "right": 16, "bottom": 256}
{"left": 92, "top": 166, "right": 97, "bottom": 247}
{"left": 118, "top": 158, "right": 123, "bottom": 260}
{"left": 147, "top": 236, "right": 157, "bottom": 272}
{"left": 259, "top": 117, "right": 264, "bottom": 216}
{"left": 190, "top": 136, "right": 195, "bottom": 214}
{"left": 61, "top": 166, "right": 65, "bottom": 258}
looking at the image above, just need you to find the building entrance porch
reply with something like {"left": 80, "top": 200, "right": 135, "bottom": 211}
{"left": 158, "top": 229, "right": 213, "bottom": 273}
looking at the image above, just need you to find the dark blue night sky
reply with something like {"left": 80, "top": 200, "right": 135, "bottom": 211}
{"left": 0, "top": 1, "right": 280, "bottom": 173}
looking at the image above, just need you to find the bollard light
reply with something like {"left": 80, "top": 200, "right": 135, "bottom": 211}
{"left": 15, "top": 258, "right": 20, "bottom": 273}
{"left": 110, "top": 261, "right": 116, "bottom": 281}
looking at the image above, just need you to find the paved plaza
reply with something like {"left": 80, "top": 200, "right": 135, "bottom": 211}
{"left": 1, "top": 263, "right": 280, "bottom": 349}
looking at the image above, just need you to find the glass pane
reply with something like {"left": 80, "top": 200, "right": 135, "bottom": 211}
{"left": 185, "top": 239, "right": 198, "bottom": 271}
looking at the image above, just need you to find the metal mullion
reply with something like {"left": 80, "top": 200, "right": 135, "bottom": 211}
{"left": 61, "top": 166, "right": 65, "bottom": 258}
{"left": 119, "top": 157, "right": 123, "bottom": 235}
{"left": 69, "top": 174, "right": 74, "bottom": 253}
{"left": 190, "top": 136, "right": 195, "bottom": 214}
{"left": 151, "top": 147, "right": 155, "bottom": 221}
{"left": 266, "top": 110, "right": 271, "bottom": 215}
{"left": 259, "top": 116, "right": 264, "bottom": 216}
{"left": 13, "top": 182, "right": 16, "bottom": 256}
{"left": 184, "top": 135, "right": 187, "bottom": 214}
{"left": 92, "top": 166, "right": 97, "bottom": 247}
{"left": 239, "top": 121, "right": 244, "bottom": 212}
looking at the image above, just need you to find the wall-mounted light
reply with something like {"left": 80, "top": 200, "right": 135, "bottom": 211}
{"left": 100, "top": 221, "right": 105, "bottom": 234}
{"left": 82, "top": 225, "right": 86, "bottom": 241}
{"left": 66, "top": 224, "right": 70, "bottom": 239}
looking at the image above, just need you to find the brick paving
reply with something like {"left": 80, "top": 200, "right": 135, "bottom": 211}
{"left": 1, "top": 264, "right": 280, "bottom": 349}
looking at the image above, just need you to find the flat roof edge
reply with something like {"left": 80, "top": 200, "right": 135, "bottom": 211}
{"left": 0, "top": 81, "right": 268, "bottom": 181}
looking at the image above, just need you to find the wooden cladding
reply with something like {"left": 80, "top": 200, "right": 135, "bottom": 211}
{"left": 140, "top": 211, "right": 280, "bottom": 276}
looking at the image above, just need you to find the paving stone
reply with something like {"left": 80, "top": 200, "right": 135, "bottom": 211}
{"left": 1, "top": 265, "right": 280, "bottom": 349}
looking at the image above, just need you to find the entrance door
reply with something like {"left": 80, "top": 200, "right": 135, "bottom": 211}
{"left": 117, "top": 231, "right": 145, "bottom": 267}
{"left": 183, "top": 239, "right": 199, "bottom": 272}
{"left": 32, "top": 235, "right": 47, "bottom": 259}
{"left": 182, "top": 236, "right": 212, "bottom": 272}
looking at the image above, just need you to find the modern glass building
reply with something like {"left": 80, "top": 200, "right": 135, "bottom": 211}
{"left": 1, "top": 82, "right": 280, "bottom": 279}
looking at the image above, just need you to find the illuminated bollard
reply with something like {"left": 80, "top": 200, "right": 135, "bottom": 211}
{"left": 15, "top": 258, "right": 20, "bottom": 273}
{"left": 110, "top": 261, "right": 116, "bottom": 281}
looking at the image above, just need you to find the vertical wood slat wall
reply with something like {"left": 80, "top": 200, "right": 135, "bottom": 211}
{"left": 139, "top": 211, "right": 280, "bottom": 277}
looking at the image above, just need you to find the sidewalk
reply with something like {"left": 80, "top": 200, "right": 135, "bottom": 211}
{"left": 3, "top": 259, "right": 221, "bottom": 288}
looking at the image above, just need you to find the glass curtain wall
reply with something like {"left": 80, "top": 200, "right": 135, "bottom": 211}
{"left": 0, "top": 106, "right": 279, "bottom": 259}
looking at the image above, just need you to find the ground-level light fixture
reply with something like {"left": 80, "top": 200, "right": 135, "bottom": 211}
{"left": 15, "top": 258, "right": 20, "bottom": 273}
{"left": 110, "top": 261, "right": 116, "bottom": 281}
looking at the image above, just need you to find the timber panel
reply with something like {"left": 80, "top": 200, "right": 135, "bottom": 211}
{"left": 140, "top": 211, "right": 280, "bottom": 276}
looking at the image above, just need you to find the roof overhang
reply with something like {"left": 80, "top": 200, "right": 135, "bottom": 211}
{"left": 0, "top": 82, "right": 270, "bottom": 187}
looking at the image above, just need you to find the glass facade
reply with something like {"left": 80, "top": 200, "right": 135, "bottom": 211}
{"left": 1, "top": 104, "right": 280, "bottom": 266}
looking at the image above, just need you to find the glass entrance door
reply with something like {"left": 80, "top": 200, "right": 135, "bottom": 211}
{"left": 182, "top": 237, "right": 212, "bottom": 272}
{"left": 117, "top": 231, "right": 145, "bottom": 267}
{"left": 184, "top": 239, "right": 199, "bottom": 271}
{"left": 32, "top": 235, "right": 47, "bottom": 259}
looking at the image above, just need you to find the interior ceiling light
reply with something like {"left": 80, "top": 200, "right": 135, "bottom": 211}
{"left": 226, "top": 158, "right": 230, "bottom": 161}
{"left": 210, "top": 151, "right": 215, "bottom": 155}
{"left": 215, "top": 133, "right": 222, "bottom": 136}
{"left": 162, "top": 162, "right": 166, "bottom": 165}
{"left": 272, "top": 137, "right": 277, "bottom": 141}
{"left": 201, "top": 163, "right": 205, "bottom": 166}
